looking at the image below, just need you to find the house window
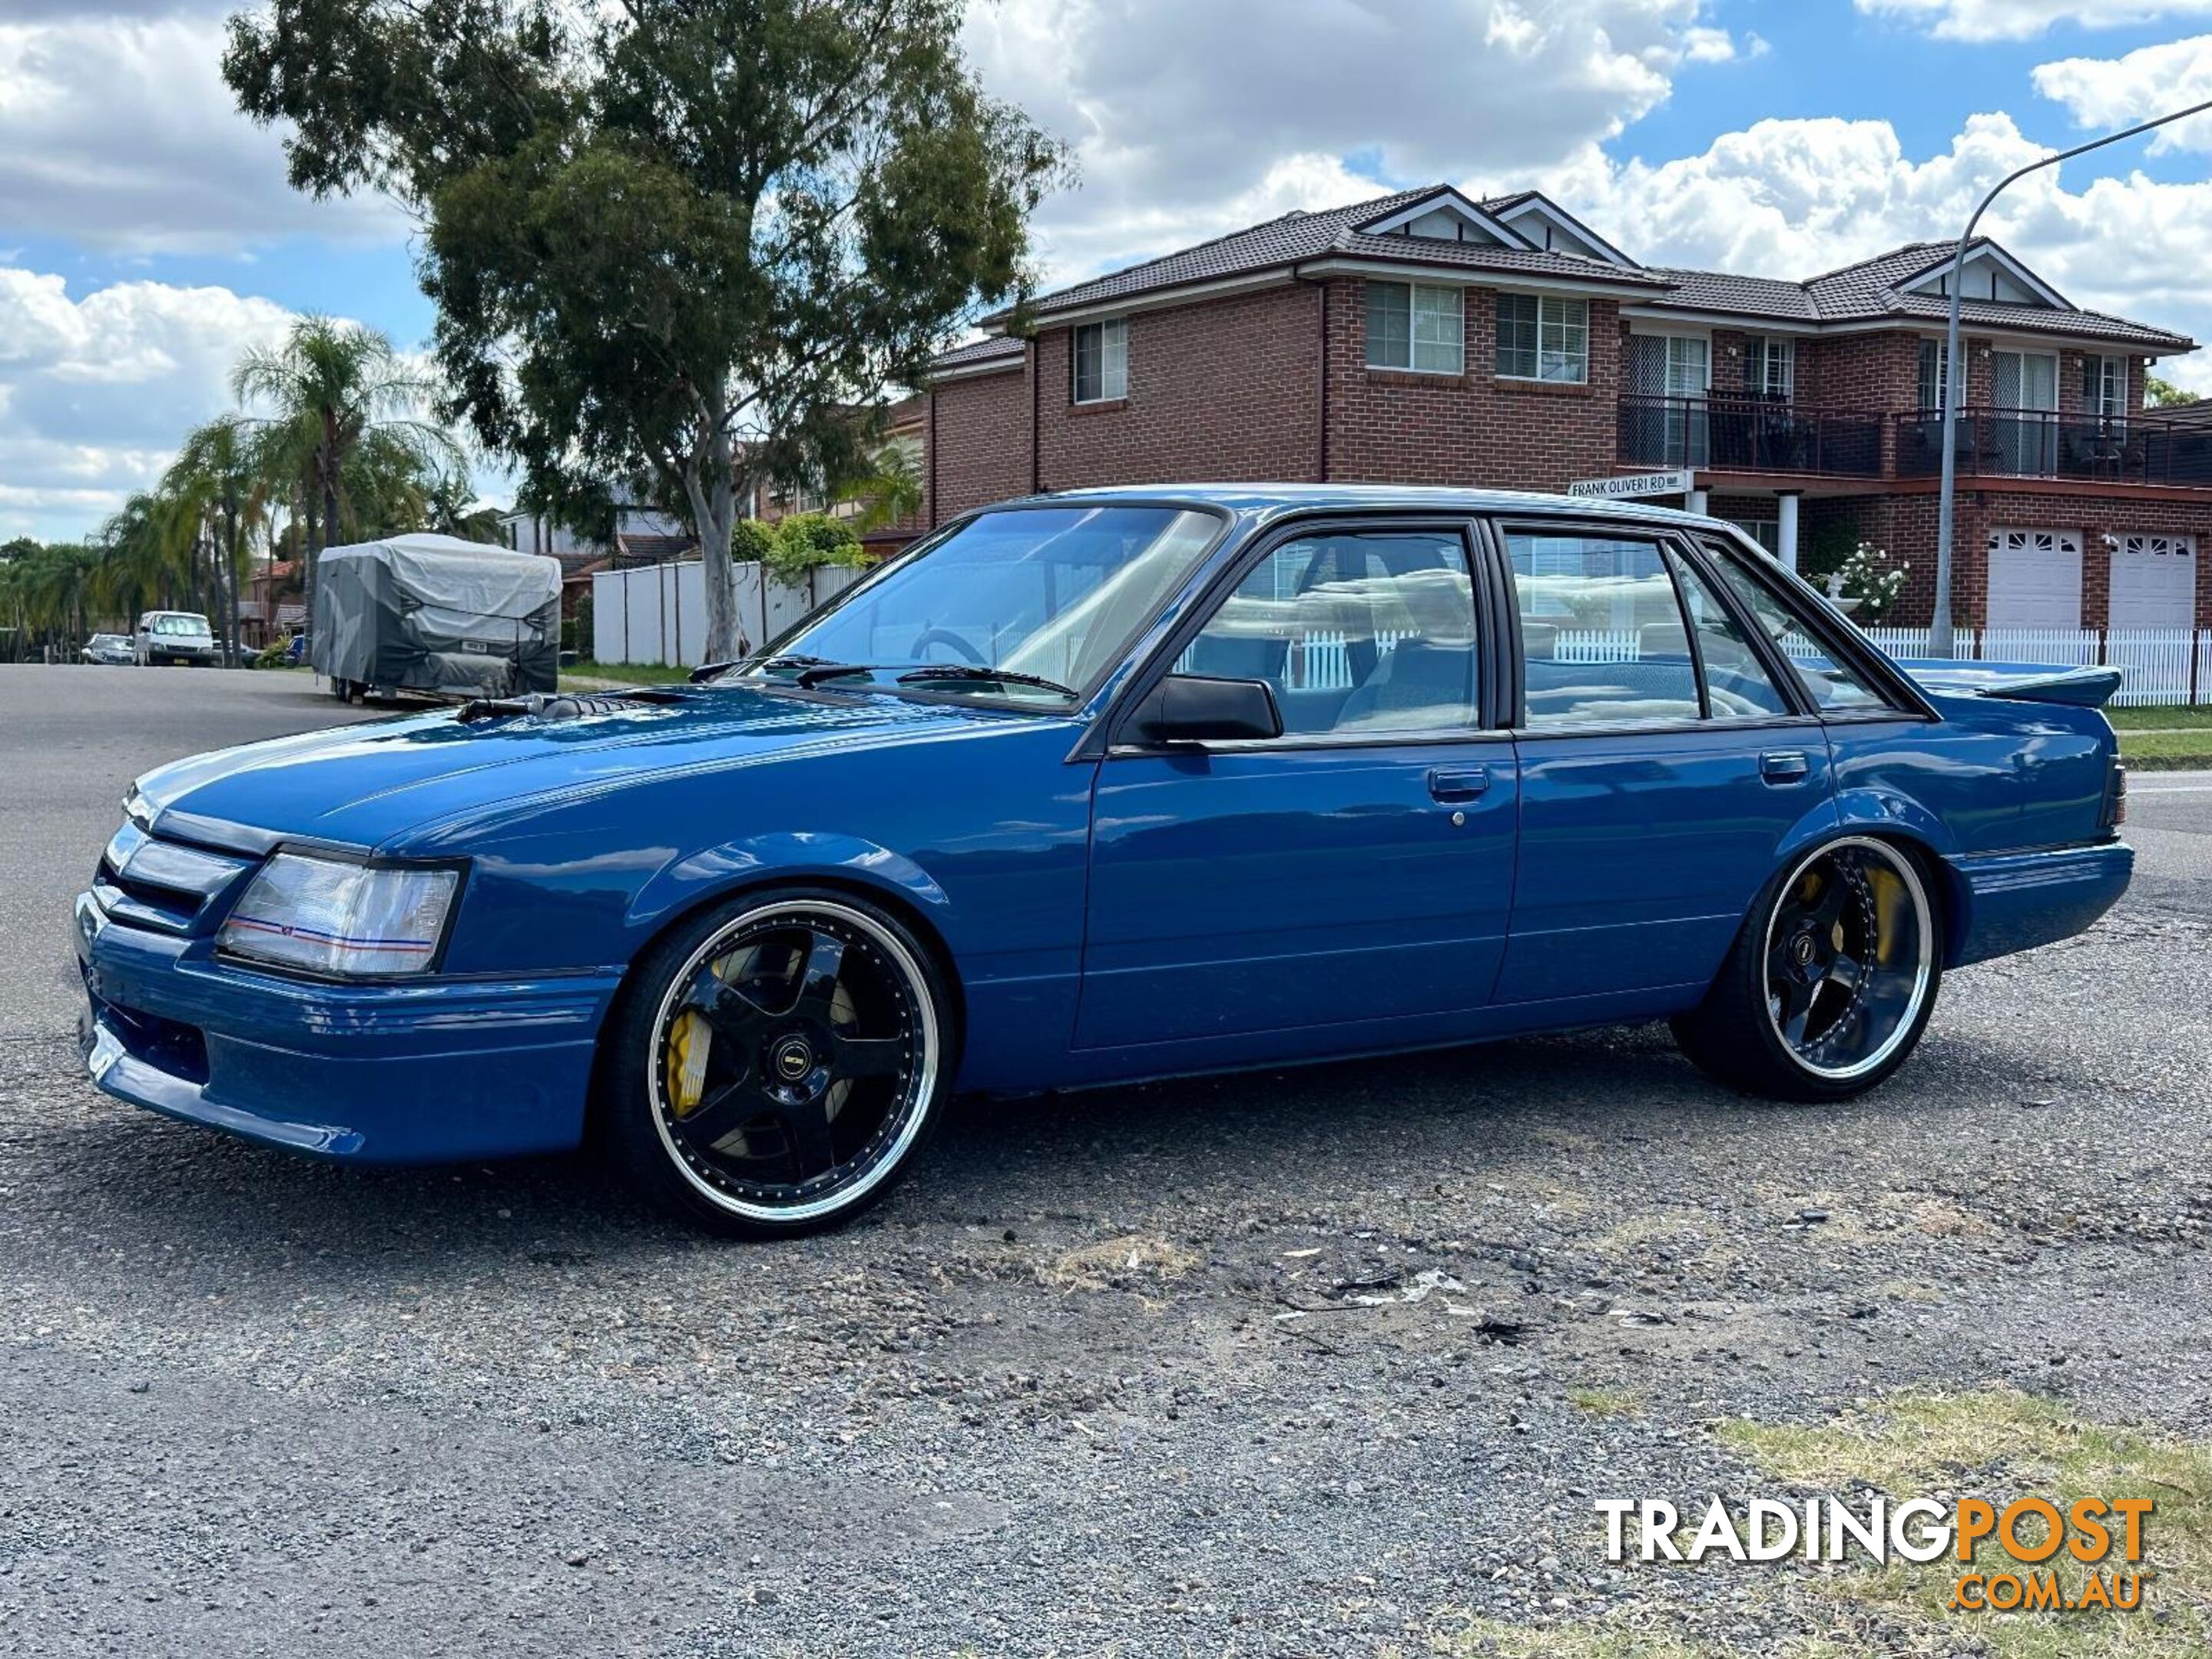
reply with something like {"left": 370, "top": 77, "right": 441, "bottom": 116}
{"left": 1364, "top": 281, "right": 1463, "bottom": 373}
{"left": 1496, "top": 294, "right": 1589, "bottom": 383}
{"left": 2085, "top": 355, "right": 2127, "bottom": 423}
{"left": 1071, "top": 320, "right": 1128, "bottom": 403}
{"left": 1916, "top": 339, "right": 1949, "bottom": 412}
{"left": 1747, "top": 337, "right": 1793, "bottom": 400}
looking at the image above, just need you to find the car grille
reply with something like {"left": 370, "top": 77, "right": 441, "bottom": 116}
{"left": 93, "top": 820, "right": 260, "bottom": 937}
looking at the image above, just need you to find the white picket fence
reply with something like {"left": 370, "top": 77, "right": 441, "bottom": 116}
{"left": 1858, "top": 625, "right": 2211, "bottom": 706}
{"left": 590, "top": 559, "right": 865, "bottom": 667}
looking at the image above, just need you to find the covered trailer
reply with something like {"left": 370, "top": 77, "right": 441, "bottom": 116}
{"left": 312, "top": 534, "right": 561, "bottom": 700}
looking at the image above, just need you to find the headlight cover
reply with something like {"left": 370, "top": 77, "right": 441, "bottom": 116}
{"left": 218, "top": 853, "right": 460, "bottom": 979}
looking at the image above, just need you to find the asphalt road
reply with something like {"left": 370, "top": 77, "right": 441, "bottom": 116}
{"left": 0, "top": 663, "right": 2207, "bottom": 1657}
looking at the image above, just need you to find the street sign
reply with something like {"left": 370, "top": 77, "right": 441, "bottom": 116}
{"left": 1566, "top": 469, "right": 1694, "bottom": 501}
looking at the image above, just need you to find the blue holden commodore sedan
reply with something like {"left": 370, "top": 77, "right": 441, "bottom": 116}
{"left": 76, "top": 486, "right": 2131, "bottom": 1236}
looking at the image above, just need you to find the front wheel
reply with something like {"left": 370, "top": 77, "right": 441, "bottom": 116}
{"left": 1672, "top": 836, "right": 1942, "bottom": 1102}
{"left": 599, "top": 888, "right": 955, "bottom": 1237}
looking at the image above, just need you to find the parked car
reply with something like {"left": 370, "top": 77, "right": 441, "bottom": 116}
{"left": 76, "top": 486, "right": 2131, "bottom": 1237}
{"left": 79, "top": 633, "right": 134, "bottom": 666}
{"left": 134, "top": 611, "right": 220, "bottom": 667}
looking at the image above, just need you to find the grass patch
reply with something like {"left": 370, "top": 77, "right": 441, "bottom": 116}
{"left": 2106, "top": 705, "right": 2212, "bottom": 730}
{"left": 1568, "top": 1386, "right": 1644, "bottom": 1419}
{"left": 2119, "top": 730, "right": 2212, "bottom": 770}
{"left": 561, "top": 658, "right": 697, "bottom": 687}
{"left": 1720, "top": 1387, "right": 2212, "bottom": 1657}
{"left": 1426, "top": 1614, "right": 1849, "bottom": 1658}
{"left": 1039, "top": 1234, "right": 1202, "bottom": 1293}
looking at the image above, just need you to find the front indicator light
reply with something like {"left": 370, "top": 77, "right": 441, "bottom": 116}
{"left": 219, "top": 853, "right": 459, "bottom": 979}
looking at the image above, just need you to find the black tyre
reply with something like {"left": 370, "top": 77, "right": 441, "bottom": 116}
{"left": 599, "top": 887, "right": 955, "bottom": 1237}
{"left": 1672, "top": 836, "right": 1942, "bottom": 1102}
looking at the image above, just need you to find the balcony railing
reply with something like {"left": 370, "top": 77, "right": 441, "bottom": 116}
{"left": 1618, "top": 395, "right": 1886, "bottom": 477}
{"left": 1618, "top": 394, "right": 2212, "bottom": 488}
{"left": 1892, "top": 406, "right": 2212, "bottom": 488}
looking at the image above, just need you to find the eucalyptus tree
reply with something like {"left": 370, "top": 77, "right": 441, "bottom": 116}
{"left": 225, "top": 0, "right": 1064, "bottom": 661}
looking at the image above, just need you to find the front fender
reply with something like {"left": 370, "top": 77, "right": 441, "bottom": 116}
{"left": 625, "top": 831, "right": 952, "bottom": 935}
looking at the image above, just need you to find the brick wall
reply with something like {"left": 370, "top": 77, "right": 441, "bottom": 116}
{"left": 928, "top": 366, "right": 1031, "bottom": 524}
{"left": 1324, "top": 279, "right": 1621, "bottom": 488}
{"left": 1033, "top": 285, "right": 1322, "bottom": 490}
{"left": 1821, "top": 488, "right": 2212, "bottom": 628}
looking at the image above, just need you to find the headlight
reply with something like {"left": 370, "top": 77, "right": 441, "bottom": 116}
{"left": 218, "top": 853, "right": 461, "bottom": 979}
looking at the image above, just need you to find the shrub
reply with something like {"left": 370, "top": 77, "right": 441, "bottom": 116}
{"left": 762, "top": 512, "right": 863, "bottom": 584}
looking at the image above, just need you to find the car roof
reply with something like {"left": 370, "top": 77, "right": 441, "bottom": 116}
{"left": 995, "top": 482, "right": 1723, "bottom": 532}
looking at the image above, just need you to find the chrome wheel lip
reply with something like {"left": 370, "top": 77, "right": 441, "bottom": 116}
{"left": 1761, "top": 836, "right": 1934, "bottom": 1082}
{"left": 647, "top": 899, "right": 939, "bottom": 1224}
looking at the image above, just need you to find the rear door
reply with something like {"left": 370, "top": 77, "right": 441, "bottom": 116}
{"left": 1078, "top": 518, "right": 1518, "bottom": 1050}
{"left": 1492, "top": 518, "right": 1836, "bottom": 1005}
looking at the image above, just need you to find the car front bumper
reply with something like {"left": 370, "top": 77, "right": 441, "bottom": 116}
{"left": 75, "top": 891, "right": 622, "bottom": 1163}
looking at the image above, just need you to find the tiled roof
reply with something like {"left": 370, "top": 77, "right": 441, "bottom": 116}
{"left": 1652, "top": 240, "right": 2192, "bottom": 349}
{"left": 1013, "top": 184, "right": 1665, "bottom": 319}
{"left": 931, "top": 200, "right": 2194, "bottom": 376}
{"left": 929, "top": 335, "right": 1025, "bottom": 371}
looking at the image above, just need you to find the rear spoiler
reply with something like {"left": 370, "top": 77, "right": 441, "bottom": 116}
{"left": 1891, "top": 658, "right": 2122, "bottom": 710}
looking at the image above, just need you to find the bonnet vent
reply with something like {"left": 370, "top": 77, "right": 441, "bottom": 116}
{"left": 455, "top": 689, "right": 687, "bottom": 724}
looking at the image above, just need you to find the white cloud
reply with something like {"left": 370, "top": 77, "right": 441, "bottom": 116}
{"left": 1856, "top": 0, "right": 2212, "bottom": 38}
{"left": 0, "top": 270, "right": 300, "bottom": 540}
{"left": 0, "top": 15, "right": 402, "bottom": 254}
{"left": 1683, "top": 25, "right": 1766, "bottom": 62}
{"left": 1544, "top": 111, "right": 2212, "bottom": 387}
{"left": 2032, "top": 35, "right": 2212, "bottom": 150}
{"left": 966, "top": 0, "right": 1747, "bottom": 290}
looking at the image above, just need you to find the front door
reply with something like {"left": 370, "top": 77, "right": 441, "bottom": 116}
{"left": 1497, "top": 522, "right": 1835, "bottom": 1005}
{"left": 1078, "top": 523, "right": 1518, "bottom": 1050}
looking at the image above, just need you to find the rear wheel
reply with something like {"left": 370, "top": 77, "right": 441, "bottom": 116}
{"left": 601, "top": 888, "right": 954, "bottom": 1237}
{"left": 1672, "top": 836, "right": 1941, "bottom": 1101}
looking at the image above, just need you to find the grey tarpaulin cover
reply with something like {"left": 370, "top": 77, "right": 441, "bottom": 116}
{"left": 312, "top": 534, "right": 562, "bottom": 697}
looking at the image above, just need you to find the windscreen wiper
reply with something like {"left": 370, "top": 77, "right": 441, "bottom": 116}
{"left": 896, "top": 664, "right": 1078, "bottom": 698}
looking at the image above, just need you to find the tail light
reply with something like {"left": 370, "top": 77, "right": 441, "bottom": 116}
{"left": 2103, "top": 757, "right": 2127, "bottom": 829}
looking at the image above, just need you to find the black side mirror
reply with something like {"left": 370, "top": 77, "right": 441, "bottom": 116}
{"left": 1128, "top": 674, "right": 1283, "bottom": 744}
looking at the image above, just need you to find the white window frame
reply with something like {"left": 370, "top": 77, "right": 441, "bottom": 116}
{"left": 1071, "top": 319, "right": 1128, "bottom": 403}
{"left": 1364, "top": 280, "right": 1464, "bottom": 374}
{"left": 1495, "top": 293, "right": 1589, "bottom": 385}
{"left": 1747, "top": 336, "right": 1793, "bottom": 400}
{"left": 2088, "top": 354, "right": 2128, "bottom": 425}
{"left": 1917, "top": 338, "right": 1948, "bottom": 412}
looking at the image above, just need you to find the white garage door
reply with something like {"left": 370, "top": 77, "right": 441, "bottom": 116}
{"left": 2109, "top": 534, "right": 2196, "bottom": 628}
{"left": 1985, "top": 528, "right": 2082, "bottom": 630}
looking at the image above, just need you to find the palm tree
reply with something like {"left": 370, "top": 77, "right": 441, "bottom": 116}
{"left": 232, "top": 316, "right": 461, "bottom": 644}
{"left": 91, "top": 493, "right": 177, "bottom": 626}
{"left": 161, "top": 417, "right": 264, "bottom": 666}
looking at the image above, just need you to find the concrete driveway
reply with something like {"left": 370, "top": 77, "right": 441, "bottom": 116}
{"left": 1, "top": 663, "right": 2207, "bottom": 1657}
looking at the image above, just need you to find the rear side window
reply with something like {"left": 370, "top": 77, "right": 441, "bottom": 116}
{"left": 1508, "top": 531, "right": 1701, "bottom": 727}
{"left": 1667, "top": 553, "right": 1790, "bottom": 717}
{"left": 1703, "top": 547, "right": 1890, "bottom": 713}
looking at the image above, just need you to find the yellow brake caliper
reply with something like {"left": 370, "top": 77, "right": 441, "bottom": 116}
{"left": 669, "top": 953, "right": 739, "bottom": 1118}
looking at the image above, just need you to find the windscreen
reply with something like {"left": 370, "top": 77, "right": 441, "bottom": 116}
{"left": 745, "top": 505, "right": 1220, "bottom": 702}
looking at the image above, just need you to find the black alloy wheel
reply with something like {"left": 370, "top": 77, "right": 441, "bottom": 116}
{"left": 1674, "top": 836, "right": 1942, "bottom": 1101}
{"left": 604, "top": 889, "right": 950, "bottom": 1237}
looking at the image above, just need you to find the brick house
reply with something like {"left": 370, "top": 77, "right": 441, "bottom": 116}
{"left": 918, "top": 184, "right": 2209, "bottom": 632}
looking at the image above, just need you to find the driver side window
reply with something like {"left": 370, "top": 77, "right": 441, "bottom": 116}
{"left": 1179, "top": 530, "right": 1479, "bottom": 737}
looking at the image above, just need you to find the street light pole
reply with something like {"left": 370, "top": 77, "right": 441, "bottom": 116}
{"left": 1929, "top": 98, "right": 2212, "bottom": 657}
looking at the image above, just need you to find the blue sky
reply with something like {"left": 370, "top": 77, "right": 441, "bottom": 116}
{"left": 8, "top": 0, "right": 2212, "bottom": 544}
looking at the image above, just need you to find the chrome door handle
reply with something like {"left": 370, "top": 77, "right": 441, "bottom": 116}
{"left": 1760, "top": 750, "right": 1811, "bottom": 783}
{"left": 1429, "top": 767, "right": 1489, "bottom": 802}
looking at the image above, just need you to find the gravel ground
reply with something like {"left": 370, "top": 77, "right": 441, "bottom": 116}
{"left": 0, "top": 663, "right": 2206, "bottom": 1657}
